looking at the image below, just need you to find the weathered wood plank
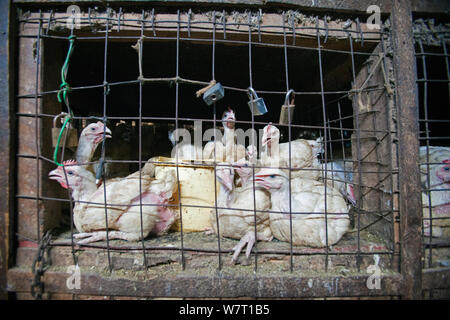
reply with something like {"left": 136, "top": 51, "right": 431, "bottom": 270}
{"left": 0, "top": 0, "right": 14, "bottom": 301}
{"left": 391, "top": 0, "right": 423, "bottom": 300}
{"left": 7, "top": 267, "right": 403, "bottom": 298}
{"left": 10, "top": 0, "right": 450, "bottom": 15}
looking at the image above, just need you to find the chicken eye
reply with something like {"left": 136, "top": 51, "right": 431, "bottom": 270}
{"left": 244, "top": 163, "right": 249, "bottom": 167}
{"left": 270, "top": 175, "right": 275, "bottom": 178}
{"left": 67, "top": 171, "right": 74, "bottom": 175}
{"left": 444, "top": 167, "right": 450, "bottom": 171}
{"left": 90, "top": 127, "right": 96, "bottom": 131}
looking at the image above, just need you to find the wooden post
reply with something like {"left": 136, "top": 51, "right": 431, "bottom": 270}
{"left": 0, "top": 0, "right": 14, "bottom": 300}
{"left": 391, "top": 0, "right": 423, "bottom": 299}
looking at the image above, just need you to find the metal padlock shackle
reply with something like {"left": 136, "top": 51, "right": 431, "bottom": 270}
{"left": 53, "top": 112, "right": 71, "bottom": 128}
{"left": 284, "top": 89, "right": 295, "bottom": 106}
{"left": 247, "top": 87, "right": 259, "bottom": 100}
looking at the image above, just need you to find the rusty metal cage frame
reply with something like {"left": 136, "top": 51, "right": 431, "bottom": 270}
{"left": 1, "top": 0, "right": 450, "bottom": 300}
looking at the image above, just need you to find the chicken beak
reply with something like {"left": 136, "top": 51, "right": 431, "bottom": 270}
{"left": 48, "top": 169, "right": 61, "bottom": 180}
{"left": 48, "top": 169, "right": 68, "bottom": 189}
{"left": 104, "top": 126, "right": 112, "bottom": 139}
{"left": 253, "top": 176, "right": 265, "bottom": 185}
{"left": 254, "top": 175, "right": 272, "bottom": 190}
{"left": 94, "top": 126, "right": 112, "bottom": 144}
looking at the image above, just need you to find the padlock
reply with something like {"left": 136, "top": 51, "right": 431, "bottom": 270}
{"left": 279, "top": 89, "right": 295, "bottom": 125}
{"left": 203, "top": 82, "right": 225, "bottom": 106}
{"left": 52, "top": 113, "right": 78, "bottom": 148}
{"left": 247, "top": 87, "right": 267, "bottom": 116}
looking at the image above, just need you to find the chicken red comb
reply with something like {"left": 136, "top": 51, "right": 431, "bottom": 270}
{"left": 63, "top": 159, "right": 78, "bottom": 166}
{"left": 443, "top": 159, "right": 450, "bottom": 164}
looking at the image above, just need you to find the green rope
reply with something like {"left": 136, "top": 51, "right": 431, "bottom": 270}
{"left": 57, "top": 35, "right": 76, "bottom": 110}
{"left": 54, "top": 35, "right": 76, "bottom": 166}
{"left": 53, "top": 116, "right": 72, "bottom": 166}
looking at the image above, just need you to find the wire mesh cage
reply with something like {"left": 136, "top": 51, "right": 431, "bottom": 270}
{"left": 5, "top": 3, "right": 449, "bottom": 299}
{"left": 413, "top": 18, "right": 450, "bottom": 298}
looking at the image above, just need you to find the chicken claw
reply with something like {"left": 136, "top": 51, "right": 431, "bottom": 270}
{"left": 231, "top": 231, "right": 255, "bottom": 264}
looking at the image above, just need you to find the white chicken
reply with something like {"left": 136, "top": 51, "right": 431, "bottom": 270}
{"left": 75, "top": 121, "right": 112, "bottom": 167}
{"left": 210, "top": 163, "right": 272, "bottom": 263}
{"left": 254, "top": 169, "right": 350, "bottom": 247}
{"left": 420, "top": 146, "right": 450, "bottom": 237}
{"left": 260, "top": 123, "right": 321, "bottom": 180}
{"left": 203, "top": 108, "right": 246, "bottom": 162}
{"left": 49, "top": 160, "right": 177, "bottom": 243}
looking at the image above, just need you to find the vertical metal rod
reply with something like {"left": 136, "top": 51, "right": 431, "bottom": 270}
{"left": 248, "top": 13, "right": 258, "bottom": 273}
{"left": 418, "top": 40, "right": 432, "bottom": 270}
{"left": 138, "top": 9, "right": 148, "bottom": 269}
{"left": 442, "top": 37, "right": 450, "bottom": 119}
{"left": 151, "top": 8, "right": 156, "bottom": 37}
{"left": 349, "top": 32, "right": 362, "bottom": 272}
{"left": 282, "top": 11, "right": 294, "bottom": 273}
{"left": 391, "top": 0, "right": 423, "bottom": 300}
{"left": 317, "top": 17, "right": 330, "bottom": 272}
{"left": 61, "top": 25, "right": 77, "bottom": 267}
{"left": 187, "top": 9, "right": 191, "bottom": 38}
{"left": 175, "top": 10, "right": 186, "bottom": 270}
{"left": 316, "top": 16, "right": 330, "bottom": 272}
{"left": 290, "top": 14, "right": 296, "bottom": 46}
{"left": 211, "top": 11, "right": 222, "bottom": 271}
{"left": 1, "top": 1, "right": 14, "bottom": 299}
{"left": 326, "top": 111, "right": 335, "bottom": 190}
{"left": 337, "top": 102, "right": 348, "bottom": 192}
{"left": 117, "top": 7, "right": 122, "bottom": 32}
{"left": 34, "top": 11, "right": 42, "bottom": 242}
{"left": 45, "top": 9, "right": 53, "bottom": 35}
{"left": 222, "top": 10, "right": 226, "bottom": 40}
{"left": 257, "top": 9, "right": 262, "bottom": 42}
{"left": 212, "top": 106, "right": 222, "bottom": 270}
{"left": 212, "top": 12, "right": 216, "bottom": 81}
{"left": 101, "top": 7, "right": 112, "bottom": 272}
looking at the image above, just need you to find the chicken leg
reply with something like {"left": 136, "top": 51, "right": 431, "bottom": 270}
{"left": 231, "top": 231, "right": 255, "bottom": 264}
{"left": 73, "top": 231, "right": 141, "bottom": 244}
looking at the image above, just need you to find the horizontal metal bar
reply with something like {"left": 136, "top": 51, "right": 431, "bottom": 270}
{"left": 14, "top": 113, "right": 396, "bottom": 135}
{"left": 47, "top": 240, "right": 394, "bottom": 256}
{"left": 18, "top": 193, "right": 389, "bottom": 216}
{"left": 416, "top": 78, "right": 450, "bottom": 83}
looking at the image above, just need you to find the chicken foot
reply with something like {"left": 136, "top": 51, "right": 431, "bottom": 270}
{"left": 231, "top": 231, "right": 255, "bottom": 264}
{"left": 73, "top": 231, "right": 140, "bottom": 244}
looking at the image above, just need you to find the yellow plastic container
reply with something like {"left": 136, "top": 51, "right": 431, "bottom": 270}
{"left": 154, "top": 157, "right": 220, "bottom": 232}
